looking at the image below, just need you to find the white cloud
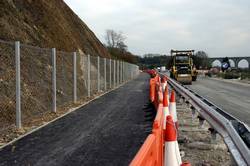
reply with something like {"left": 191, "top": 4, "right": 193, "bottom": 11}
{"left": 64, "top": 0, "right": 250, "bottom": 57}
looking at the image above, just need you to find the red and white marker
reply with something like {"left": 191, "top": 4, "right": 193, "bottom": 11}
{"left": 163, "top": 87, "right": 169, "bottom": 130}
{"left": 169, "top": 90, "right": 178, "bottom": 130}
{"left": 164, "top": 115, "right": 182, "bottom": 166}
{"left": 161, "top": 76, "right": 168, "bottom": 92}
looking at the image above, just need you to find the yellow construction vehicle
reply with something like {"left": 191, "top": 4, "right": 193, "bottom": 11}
{"left": 170, "top": 50, "right": 197, "bottom": 84}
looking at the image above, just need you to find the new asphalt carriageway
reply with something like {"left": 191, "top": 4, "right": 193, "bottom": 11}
{"left": 0, "top": 73, "right": 151, "bottom": 166}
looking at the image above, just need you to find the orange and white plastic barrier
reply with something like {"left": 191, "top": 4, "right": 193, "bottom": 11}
{"left": 131, "top": 71, "right": 190, "bottom": 166}
{"left": 130, "top": 104, "right": 164, "bottom": 166}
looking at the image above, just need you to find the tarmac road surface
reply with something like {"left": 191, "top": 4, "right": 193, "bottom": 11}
{"left": 0, "top": 73, "right": 151, "bottom": 166}
{"left": 187, "top": 77, "right": 250, "bottom": 126}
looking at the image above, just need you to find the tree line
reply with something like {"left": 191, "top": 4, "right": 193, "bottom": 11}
{"left": 104, "top": 29, "right": 210, "bottom": 69}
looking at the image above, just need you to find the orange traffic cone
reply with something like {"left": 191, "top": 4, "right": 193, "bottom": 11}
{"left": 164, "top": 115, "right": 182, "bottom": 166}
{"left": 170, "top": 90, "right": 178, "bottom": 130}
{"left": 163, "top": 87, "right": 169, "bottom": 130}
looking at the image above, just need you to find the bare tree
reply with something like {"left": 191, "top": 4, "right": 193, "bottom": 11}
{"left": 105, "top": 29, "right": 127, "bottom": 51}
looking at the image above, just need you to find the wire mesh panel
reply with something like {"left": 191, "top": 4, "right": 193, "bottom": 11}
{"left": 99, "top": 57, "right": 105, "bottom": 91}
{"left": 106, "top": 59, "right": 111, "bottom": 89}
{"left": 56, "top": 51, "right": 73, "bottom": 108}
{"left": 124, "top": 62, "right": 127, "bottom": 81}
{"left": 20, "top": 44, "right": 52, "bottom": 122}
{"left": 77, "top": 52, "right": 88, "bottom": 99}
{"left": 126, "top": 62, "right": 131, "bottom": 81}
{"left": 90, "top": 56, "right": 98, "bottom": 95}
{"left": 0, "top": 40, "right": 16, "bottom": 131}
{"left": 111, "top": 60, "right": 116, "bottom": 88}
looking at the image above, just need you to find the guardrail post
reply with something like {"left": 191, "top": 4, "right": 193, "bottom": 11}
{"left": 73, "top": 52, "right": 77, "bottom": 103}
{"left": 87, "top": 54, "right": 90, "bottom": 97}
{"left": 104, "top": 58, "right": 107, "bottom": 91}
{"left": 15, "top": 41, "right": 21, "bottom": 129}
{"left": 109, "top": 59, "right": 112, "bottom": 89}
{"left": 52, "top": 48, "right": 57, "bottom": 113}
{"left": 191, "top": 106, "right": 196, "bottom": 121}
{"left": 197, "top": 115, "right": 205, "bottom": 129}
{"left": 114, "top": 60, "right": 116, "bottom": 87}
{"left": 97, "top": 56, "right": 100, "bottom": 92}
{"left": 209, "top": 128, "right": 219, "bottom": 143}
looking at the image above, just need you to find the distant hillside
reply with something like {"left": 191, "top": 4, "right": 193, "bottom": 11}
{"left": 0, "top": 0, "right": 110, "bottom": 57}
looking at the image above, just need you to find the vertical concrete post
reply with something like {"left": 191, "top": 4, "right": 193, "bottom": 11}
{"left": 120, "top": 61, "right": 122, "bottom": 84}
{"left": 87, "top": 54, "right": 90, "bottom": 97}
{"left": 97, "top": 56, "right": 100, "bottom": 92}
{"left": 120, "top": 61, "right": 122, "bottom": 83}
{"left": 121, "top": 61, "right": 123, "bottom": 83}
{"left": 104, "top": 58, "right": 107, "bottom": 91}
{"left": 52, "top": 48, "right": 57, "bottom": 113}
{"left": 117, "top": 60, "right": 119, "bottom": 85}
{"left": 109, "top": 59, "right": 112, "bottom": 89}
{"left": 15, "top": 41, "right": 21, "bottom": 129}
{"left": 73, "top": 52, "right": 77, "bottom": 103}
{"left": 114, "top": 60, "right": 116, "bottom": 87}
{"left": 124, "top": 62, "right": 126, "bottom": 81}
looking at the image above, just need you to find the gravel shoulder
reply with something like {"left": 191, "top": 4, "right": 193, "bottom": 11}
{"left": 177, "top": 98, "right": 232, "bottom": 166}
{"left": 0, "top": 73, "right": 150, "bottom": 166}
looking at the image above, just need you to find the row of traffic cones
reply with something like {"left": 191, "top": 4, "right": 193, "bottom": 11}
{"left": 162, "top": 80, "right": 178, "bottom": 131}
{"left": 131, "top": 72, "right": 190, "bottom": 166}
{"left": 161, "top": 76, "right": 190, "bottom": 166}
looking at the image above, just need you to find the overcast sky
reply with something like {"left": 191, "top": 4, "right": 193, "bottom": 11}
{"left": 64, "top": 0, "right": 250, "bottom": 58}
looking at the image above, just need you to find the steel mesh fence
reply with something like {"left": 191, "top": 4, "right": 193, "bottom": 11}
{"left": 117, "top": 61, "right": 119, "bottom": 84}
{"left": 106, "top": 59, "right": 111, "bottom": 89}
{"left": 99, "top": 57, "right": 105, "bottom": 91}
{"left": 90, "top": 56, "right": 98, "bottom": 95}
{"left": 0, "top": 39, "right": 140, "bottom": 131}
{"left": 124, "top": 62, "right": 128, "bottom": 81}
{"left": 111, "top": 60, "right": 115, "bottom": 88}
{"left": 20, "top": 45, "right": 52, "bottom": 122}
{"left": 77, "top": 52, "right": 88, "bottom": 99}
{"left": 0, "top": 40, "right": 16, "bottom": 131}
{"left": 56, "top": 51, "right": 74, "bottom": 108}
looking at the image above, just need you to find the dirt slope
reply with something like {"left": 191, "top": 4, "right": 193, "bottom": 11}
{"left": 0, "top": 0, "right": 110, "bottom": 57}
{"left": 0, "top": 0, "right": 112, "bottom": 137}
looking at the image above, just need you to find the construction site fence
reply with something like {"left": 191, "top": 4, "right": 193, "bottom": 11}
{"left": 0, "top": 39, "right": 139, "bottom": 130}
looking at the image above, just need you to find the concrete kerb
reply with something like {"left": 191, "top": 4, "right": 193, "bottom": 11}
{"left": 0, "top": 78, "right": 134, "bottom": 150}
